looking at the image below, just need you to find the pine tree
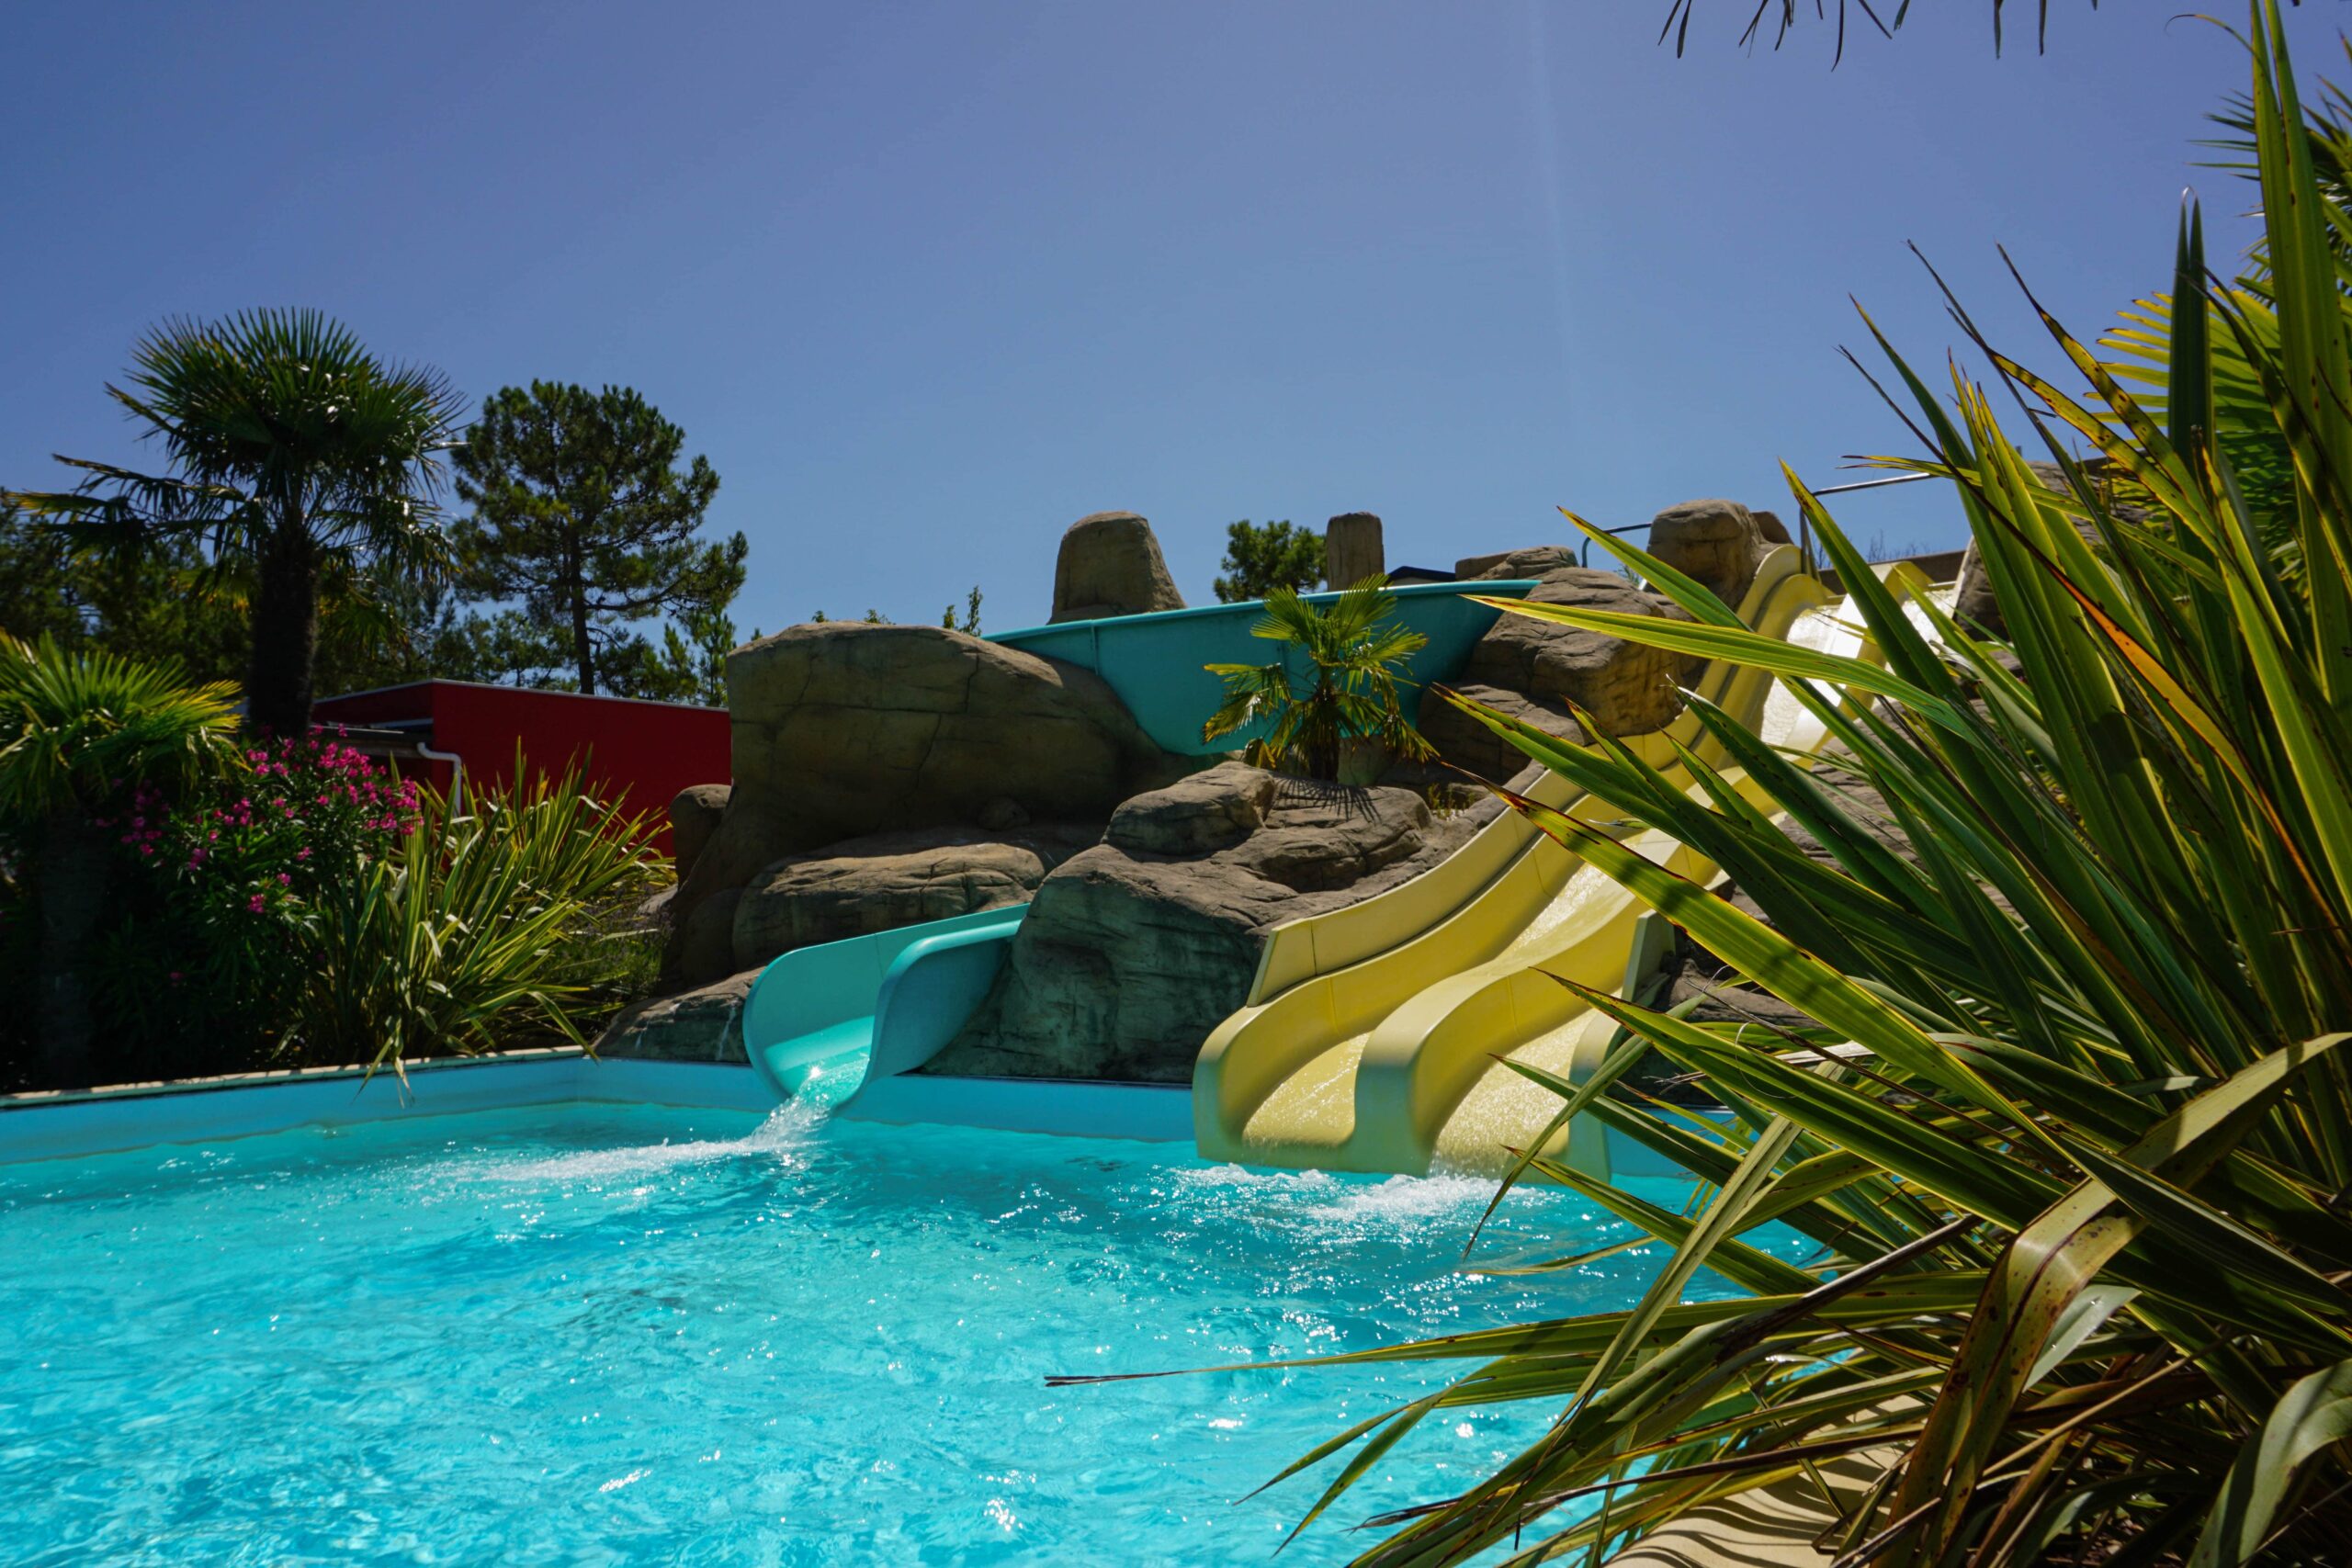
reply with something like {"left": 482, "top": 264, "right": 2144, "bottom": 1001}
{"left": 452, "top": 382, "right": 746, "bottom": 695}
{"left": 1212, "top": 520, "right": 1325, "bottom": 603}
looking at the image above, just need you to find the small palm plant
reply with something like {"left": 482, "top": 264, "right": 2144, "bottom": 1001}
{"left": 1201, "top": 577, "right": 1437, "bottom": 782}
{"left": 0, "top": 636, "right": 241, "bottom": 1081}
{"left": 8, "top": 309, "right": 466, "bottom": 735}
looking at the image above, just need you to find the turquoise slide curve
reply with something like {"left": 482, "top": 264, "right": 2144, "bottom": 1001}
{"left": 741, "top": 580, "right": 1535, "bottom": 1107}
{"left": 984, "top": 579, "right": 1534, "bottom": 756}
{"left": 741, "top": 906, "right": 1024, "bottom": 1100}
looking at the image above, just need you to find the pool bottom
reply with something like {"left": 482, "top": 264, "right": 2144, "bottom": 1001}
{"left": 0, "top": 1100, "right": 1768, "bottom": 1566}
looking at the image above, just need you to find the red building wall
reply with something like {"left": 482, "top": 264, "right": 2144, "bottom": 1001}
{"left": 311, "top": 682, "right": 730, "bottom": 856}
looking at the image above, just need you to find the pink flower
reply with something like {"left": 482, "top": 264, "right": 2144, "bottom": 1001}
{"left": 247, "top": 894, "right": 266, "bottom": 913}
{"left": 276, "top": 873, "right": 290, "bottom": 886}
{"left": 295, "top": 847, "right": 311, "bottom": 861}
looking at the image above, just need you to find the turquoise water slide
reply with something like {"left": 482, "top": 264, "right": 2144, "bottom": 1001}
{"left": 741, "top": 905, "right": 1024, "bottom": 1100}
{"left": 985, "top": 580, "right": 1533, "bottom": 755}
{"left": 739, "top": 581, "right": 1535, "bottom": 1105}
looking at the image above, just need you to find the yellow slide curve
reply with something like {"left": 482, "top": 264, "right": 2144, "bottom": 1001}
{"left": 1192, "top": 547, "right": 1937, "bottom": 1179}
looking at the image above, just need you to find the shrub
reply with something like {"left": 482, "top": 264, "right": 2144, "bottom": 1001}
{"left": 90, "top": 733, "right": 421, "bottom": 1078}
{"left": 289, "top": 760, "right": 662, "bottom": 1074}
{"left": 0, "top": 634, "right": 243, "bottom": 1083}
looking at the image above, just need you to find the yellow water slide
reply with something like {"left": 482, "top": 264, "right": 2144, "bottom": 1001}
{"left": 1193, "top": 549, "right": 1937, "bottom": 1177}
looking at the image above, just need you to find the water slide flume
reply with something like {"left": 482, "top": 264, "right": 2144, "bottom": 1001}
{"left": 741, "top": 904, "right": 1024, "bottom": 1103}
{"left": 985, "top": 579, "right": 1535, "bottom": 755}
{"left": 1192, "top": 549, "right": 1938, "bottom": 1179}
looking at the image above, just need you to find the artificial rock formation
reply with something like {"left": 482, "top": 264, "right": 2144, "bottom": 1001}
{"left": 1324, "top": 512, "right": 1385, "bottom": 589}
{"left": 596, "top": 969, "right": 753, "bottom": 1064}
{"left": 1646, "top": 498, "right": 1770, "bottom": 607}
{"left": 730, "top": 822, "right": 1099, "bottom": 971}
{"left": 926, "top": 762, "right": 1498, "bottom": 1083}
{"left": 1103, "top": 762, "right": 1279, "bottom": 856}
{"left": 669, "top": 784, "right": 730, "bottom": 878}
{"left": 1952, "top": 537, "right": 2005, "bottom": 636}
{"left": 662, "top": 621, "right": 1185, "bottom": 987}
{"left": 1418, "top": 550, "right": 1701, "bottom": 782}
{"left": 1048, "top": 511, "right": 1186, "bottom": 623}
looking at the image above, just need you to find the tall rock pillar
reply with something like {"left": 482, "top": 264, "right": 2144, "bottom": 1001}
{"left": 1324, "top": 511, "right": 1385, "bottom": 588}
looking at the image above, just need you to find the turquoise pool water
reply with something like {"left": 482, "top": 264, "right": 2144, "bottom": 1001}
{"left": 0, "top": 1100, "right": 1770, "bottom": 1565}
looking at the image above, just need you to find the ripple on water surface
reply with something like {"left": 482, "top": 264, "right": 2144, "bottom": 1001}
{"left": 0, "top": 1100, "right": 1770, "bottom": 1565}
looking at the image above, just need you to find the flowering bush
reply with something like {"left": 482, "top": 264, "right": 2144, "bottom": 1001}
{"left": 90, "top": 732, "right": 424, "bottom": 1077}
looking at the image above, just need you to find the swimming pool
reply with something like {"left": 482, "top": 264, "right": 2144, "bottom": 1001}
{"left": 0, "top": 1098, "right": 1772, "bottom": 1565}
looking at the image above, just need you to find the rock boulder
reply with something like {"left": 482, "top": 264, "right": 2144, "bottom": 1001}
{"left": 1648, "top": 498, "right": 1769, "bottom": 607}
{"left": 1418, "top": 560, "right": 1699, "bottom": 781}
{"left": 662, "top": 621, "right": 1185, "bottom": 987}
{"left": 1324, "top": 512, "right": 1385, "bottom": 589}
{"left": 595, "top": 969, "right": 754, "bottom": 1064}
{"left": 674, "top": 886, "right": 743, "bottom": 990}
{"left": 927, "top": 775, "right": 1493, "bottom": 1083}
{"left": 731, "top": 822, "right": 1100, "bottom": 969}
{"left": 1953, "top": 536, "right": 2004, "bottom": 636}
{"left": 1049, "top": 511, "right": 1186, "bottom": 623}
{"left": 669, "top": 784, "right": 729, "bottom": 876}
{"left": 1454, "top": 545, "right": 1575, "bottom": 580}
{"left": 1104, "top": 761, "right": 1278, "bottom": 857}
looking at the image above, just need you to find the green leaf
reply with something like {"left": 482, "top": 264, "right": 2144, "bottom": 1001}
{"left": 2189, "top": 1357, "right": 2352, "bottom": 1568}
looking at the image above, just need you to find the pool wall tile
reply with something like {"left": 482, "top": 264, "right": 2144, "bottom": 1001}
{"left": 0, "top": 1054, "right": 770, "bottom": 1165}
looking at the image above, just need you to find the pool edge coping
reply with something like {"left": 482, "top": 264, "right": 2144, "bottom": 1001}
{"left": 0, "top": 1052, "right": 774, "bottom": 1166}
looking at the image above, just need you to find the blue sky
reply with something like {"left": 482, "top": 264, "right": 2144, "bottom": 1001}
{"left": 5, "top": 3, "right": 2346, "bottom": 638}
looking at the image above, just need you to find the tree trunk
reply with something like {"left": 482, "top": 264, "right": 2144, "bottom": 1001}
{"left": 571, "top": 578, "right": 595, "bottom": 695}
{"left": 569, "top": 536, "right": 597, "bottom": 695}
{"left": 1306, "top": 688, "right": 1341, "bottom": 782}
{"left": 37, "top": 807, "right": 107, "bottom": 1088}
{"left": 246, "top": 525, "right": 321, "bottom": 736}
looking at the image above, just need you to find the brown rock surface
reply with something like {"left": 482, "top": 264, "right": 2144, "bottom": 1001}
{"left": 731, "top": 822, "right": 1099, "bottom": 969}
{"left": 1104, "top": 761, "right": 1279, "bottom": 857}
{"left": 1418, "top": 559, "right": 1699, "bottom": 781}
{"left": 1324, "top": 512, "right": 1385, "bottom": 589}
{"left": 1647, "top": 498, "right": 1769, "bottom": 607}
{"left": 1049, "top": 511, "right": 1186, "bottom": 623}
{"left": 674, "top": 886, "right": 742, "bottom": 988}
{"left": 594, "top": 969, "right": 754, "bottom": 1064}
{"left": 927, "top": 777, "right": 1497, "bottom": 1083}
{"left": 669, "top": 784, "right": 729, "bottom": 876}
{"left": 662, "top": 621, "right": 1186, "bottom": 987}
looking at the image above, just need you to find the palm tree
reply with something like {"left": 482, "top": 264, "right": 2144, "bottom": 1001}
{"left": 1201, "top": 577, "right": 1437, "bottom": 782}
{"left": 9, "top": 310, "right": 466, "bottom": 734}
{"left": 0, "top": 636, "right": 242, "bottom": 1084}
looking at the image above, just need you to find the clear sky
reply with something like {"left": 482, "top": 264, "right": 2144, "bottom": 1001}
{"left": 5, "top": 3, "right": 2346, "bottom": 637}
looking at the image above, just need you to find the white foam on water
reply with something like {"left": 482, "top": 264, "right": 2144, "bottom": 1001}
{"left": 1170, "top": 1161, "right": 1509, "bottom": 1243}
{"left": 482, "top": 1103, "right": 820, "bottom": 1186}
{"left": 1298, "top": 1172, "right": 1497, "bottom": 1227}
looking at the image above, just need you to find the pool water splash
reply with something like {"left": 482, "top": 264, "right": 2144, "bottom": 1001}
{"left": 483, "top": 1101, "right": 822, "bottom": 1187}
